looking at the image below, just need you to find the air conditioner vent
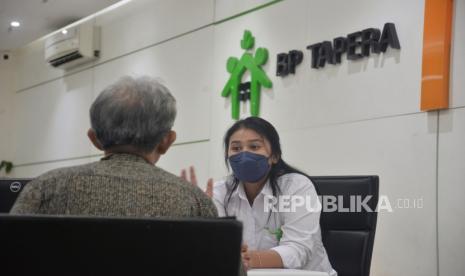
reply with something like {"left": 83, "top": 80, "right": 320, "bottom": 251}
{"left": 48, "top": 51, "right": 83, "bottom": 67}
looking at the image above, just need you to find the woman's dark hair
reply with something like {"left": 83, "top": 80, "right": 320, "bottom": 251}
{"left": 223, "top": 117, "right": 313, "bottom": 213}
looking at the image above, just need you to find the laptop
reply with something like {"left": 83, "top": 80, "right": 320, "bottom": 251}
{"left": 0, "top": 178, "right": 31, "bottom": 213}
{"left": 0, "top": 215, "right": 243, "bottom": 276}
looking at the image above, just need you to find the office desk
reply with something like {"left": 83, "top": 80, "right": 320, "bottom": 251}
{"left": 248, "top": 269, "right": 329, "bottom": 276}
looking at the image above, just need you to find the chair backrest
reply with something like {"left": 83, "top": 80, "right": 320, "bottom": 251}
{"left": 0, "top": 178, "right": 31, "bottom": 213}
{"left": 0, "top": 215, "right": 243, "bottom": 276}
{"left": 311, "top": 176, "right": 379, "bottom": 276}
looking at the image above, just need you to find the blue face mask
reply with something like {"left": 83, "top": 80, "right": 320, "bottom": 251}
{"left": 229, "top": 151, "right": 270, "bottom": 183}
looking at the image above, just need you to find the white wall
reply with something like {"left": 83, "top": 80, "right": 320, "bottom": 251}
{"left": 0, "top": 0, "right": 464, "bottom": 275}
{"left": 437, "top": 0, "right": 465, "bottom": 275}
{"left": 0, "top": 51, "right": 17, "bottom": 177}
{"left": 8, "top": 0, "right": 217, "bottom": 184}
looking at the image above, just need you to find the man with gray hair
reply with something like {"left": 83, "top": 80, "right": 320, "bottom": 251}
{"left": 11, "top": 76, "right": 217, "bottom": 218}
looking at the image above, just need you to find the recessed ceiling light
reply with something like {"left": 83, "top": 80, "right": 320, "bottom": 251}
{"left": 10, "top": 21, "right": 20, "bottom": 27}
{"left": 61, "top": 29, "right": 68, "bottom": 35}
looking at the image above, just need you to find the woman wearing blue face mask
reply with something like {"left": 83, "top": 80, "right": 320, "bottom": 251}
{"left": 183, "top": 117, "right": 336, "bottom": 275}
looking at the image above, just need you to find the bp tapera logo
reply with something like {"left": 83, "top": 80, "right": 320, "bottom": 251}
{"left": 221, "top": 30, "right": 272, "bottom": 120}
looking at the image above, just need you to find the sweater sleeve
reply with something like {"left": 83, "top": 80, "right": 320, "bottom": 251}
{"left": 191, "top": 186, "right": 218, "bottom": 218}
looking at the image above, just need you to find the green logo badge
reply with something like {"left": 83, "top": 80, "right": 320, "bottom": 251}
{"left": 265, "top": 227, "right": 283, "bottom": 242}
{"left": 221, "top": 30, "right": 272, "bottom": 120}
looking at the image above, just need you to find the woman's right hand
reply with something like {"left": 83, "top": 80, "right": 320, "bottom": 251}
{"left": 180, "top": 166, "right": 213, "bottom": 198}
{"left": 241, "top": 244, "right": 251, "bottom": 270}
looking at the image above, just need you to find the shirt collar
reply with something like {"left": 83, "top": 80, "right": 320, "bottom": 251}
{"left": 260, "top": 179, "right": 273, "bottom": 196}
{"left": 231, "top": 178, "right": 273, "bottom": 201}
{"left": 101, "top": 153, "right": 151, "bottom": 164}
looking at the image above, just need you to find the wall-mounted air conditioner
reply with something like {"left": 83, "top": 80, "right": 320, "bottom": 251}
{"left": 44, "top": 21, "right": 100, "bottom": 70}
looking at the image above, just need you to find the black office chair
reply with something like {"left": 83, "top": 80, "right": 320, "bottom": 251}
{"left": 311, "top": 176, "right": 379, "bottom": 276}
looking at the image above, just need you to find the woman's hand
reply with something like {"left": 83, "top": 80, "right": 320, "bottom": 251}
{"left": 241, "top": 244, "right": 251, "bottom": 270}
{"left": 180, "top": 166, "right": 213, "bottom": 198}
{"left": 248, "top": 250, "right": 284, "bottom": 269}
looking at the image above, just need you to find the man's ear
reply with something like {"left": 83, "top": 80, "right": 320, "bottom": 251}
{"left": 156, "top": 130, "right": 176, "bottom": 155}
{"left": 87, "top": 128, "right": 104, "bottom": 151}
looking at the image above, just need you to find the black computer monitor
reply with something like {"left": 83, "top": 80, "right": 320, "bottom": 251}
{"left": 0, "top": 178, "right": 31, "bottom": 213}
{"left": 0, "top": 215, "right": 243, "bottom": 276}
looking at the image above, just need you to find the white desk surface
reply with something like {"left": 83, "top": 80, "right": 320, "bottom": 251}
{"left": 248, "top": 269, "right": 329, "bottom": 276}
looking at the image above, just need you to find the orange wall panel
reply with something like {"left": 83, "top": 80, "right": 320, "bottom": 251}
{"left": 421, "top": 0, "right": 453, "bottom": 111}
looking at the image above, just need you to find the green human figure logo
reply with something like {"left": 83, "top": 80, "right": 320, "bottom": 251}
{"left": 221, "top": 30, "right": 272, "bottom": 120}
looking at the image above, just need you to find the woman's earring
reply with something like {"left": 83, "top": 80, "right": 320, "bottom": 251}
{"left": 271, "top": 156, "right": 278, "bottom": 164}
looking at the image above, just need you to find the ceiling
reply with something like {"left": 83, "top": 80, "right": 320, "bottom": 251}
{"left": 0, "top": 0, "right": 122, "bottom": 52}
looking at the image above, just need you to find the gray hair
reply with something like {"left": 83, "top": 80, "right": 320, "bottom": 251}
{"left": 90, "top": 76, "right": 176, "bottom": 152}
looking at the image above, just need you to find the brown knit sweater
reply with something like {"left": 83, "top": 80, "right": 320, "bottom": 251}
{"left": 10, "top": 153, "right": 217, "bottom": 218}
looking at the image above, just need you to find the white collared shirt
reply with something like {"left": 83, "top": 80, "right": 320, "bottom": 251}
{"left": 213, "top": 173, "right": 337, "bottom": 276}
